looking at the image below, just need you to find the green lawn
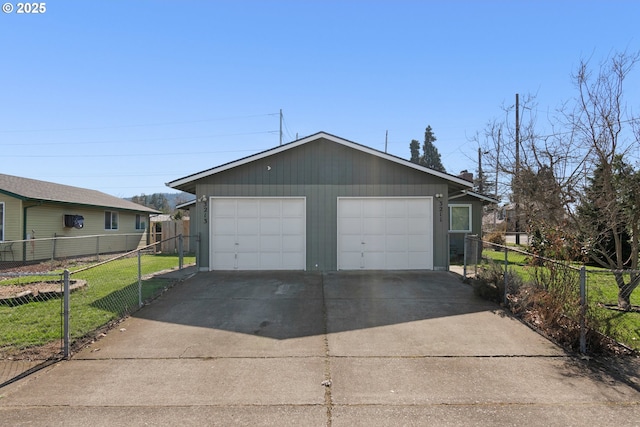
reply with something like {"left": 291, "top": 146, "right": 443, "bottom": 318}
{"left": 479, "top": 248, "right": 640, "bottom": 351}
{"left": 0, "top": 254, "right": 195, "bottom": 355}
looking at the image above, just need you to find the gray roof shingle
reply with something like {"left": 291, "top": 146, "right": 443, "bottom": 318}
{"left": 0, "top": 173, "right": 159, "bottom": 213}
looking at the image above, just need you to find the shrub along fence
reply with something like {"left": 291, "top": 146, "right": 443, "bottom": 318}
{"left": 0, "top": 235, "right": 195, "bottom": 388}
{"left": 463, "top": 235, "right": 640, "bottom": 355}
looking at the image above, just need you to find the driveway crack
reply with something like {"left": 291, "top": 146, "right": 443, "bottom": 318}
{"left": 321, "top": 272, "right": 333, "bottom": 427}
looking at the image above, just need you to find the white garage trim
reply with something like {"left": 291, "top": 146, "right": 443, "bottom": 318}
{"left": 209, "top": 197, "right": 306, "bottom": 270}
{"left": 337, "top": 197, "right": 433, "bottom": 270}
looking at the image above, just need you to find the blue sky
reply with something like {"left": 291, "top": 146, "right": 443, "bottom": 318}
{"left": 1, "top": 1, "right": 638, "bottom": 197}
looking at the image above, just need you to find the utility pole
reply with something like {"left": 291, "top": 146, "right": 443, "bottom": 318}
{"left": 385, "top": 130, "right": 388, "bottom": 153}
{"left": 279, "top": 109, "right": 283, "bottom": 146}
{"left": 494, "top": 128, "right": 500, "bottom": 230}
{"left": 515, "top": 93, "right": 520, "bottom": 245}
{"left": 478, "top": 147, "right": 484, "bottom": 194}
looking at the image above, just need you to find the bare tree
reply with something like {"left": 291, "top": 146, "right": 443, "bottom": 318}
{"left": 562, "top": 51, "right": 640, "bottom": 310}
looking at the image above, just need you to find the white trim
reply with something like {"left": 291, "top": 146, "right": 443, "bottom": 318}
{"left": 167, "top": 132, "right": 473, "bottom": 189}
{"left": 449, "top": 190, "right": 500, "bottom": 204}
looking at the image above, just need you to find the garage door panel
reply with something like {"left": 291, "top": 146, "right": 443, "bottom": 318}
{"left": 237, "top": 200, "right": 259, "bottom": 217}
{"left": 260, "top": 253, "right": 281, "bottom": 268}
{"left": 362, "top": 217, "right": 385, "bottom": 233}
{"left": 362, "top": 201, "right": 385, "bottom": 217}
{"left": 213, "top": 217, "right": 236, "bottom": 234}
{"left": 237, "top": 235, "right": 259, "bottom": 250}
{"left": 386, "top": 252, "right": 409, "bottom": 269}
{"left": 385, "top": 200, "right": 407, "bottom": 216}
{"left": 408, "top": 252, "right": 429, "bottom": 266}
{"left": 211, "top": 198, "right": 305, "bottom": 270}
{"left": 386, "top": 235, "right": 408, "bottom": 250}
{"left": 338, "top": 197, "right": 433, "bottom": 270}
{"left": 407, "top": 199, "right": 430, "bottom": 216}
{"left": 341, "top": 252, "right": 363, "bottom": 269}
{"left": 259, "top": 218, "right": 281, "bottom": 233}
{"left": 339, "top": 217, "right": 362, "bottom": 231}
{"left": 211, "top": 200, "right": 236, "bottom": 216}
{"left": 237, "top": 218, "right": 260, "bottom": 234}
{"left": 340, "top": 235, "right": 363, "bottom": 251}
{"left": 283, "top": 218, "right": 305, "bottom": 234}
{"left": 282, "top": 253, "right": 305, "bottom": 269}
{"left": 411, "top": 220, "right": 430, "bottom": 235}
{"left": 365, "top": 251, "right": 386, "bottom": 268}
{"left": 214, "top": 253, "right": 237, "bottom": 270}
{"left": 260, "top": 235, "right": 281, "bottom": 251}
{"left": 239, "top": 253, "right": 260, "bottom": 269}
{"left": 408, "top": 235, "right": 429, "bottom": 251}
{"left": 282, "top": 199, "right": 305, "bottom": 216}
{"left": 362, "top": 235, "right": 385, "bottom": 251}
{"left": 385, "top": 218, "right": 407, "bottom": 234}
{"left": 260, "top": 200, "right": 282, "bottom": 217}
{"left": 212, "top": 235, "right": 237, "bottom": 251}
{"left": 282, "top": 235, "right": 304, "bottom": 251}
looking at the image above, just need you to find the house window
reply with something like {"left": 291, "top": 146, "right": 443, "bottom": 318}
{"left": 449, "top": 204, "right": 472, "bottom": 232}
{"left": 0, "top": 202, "right": 4, "bottom": 241}
{"left": 105, "top": 211, "right": 119, "bottom": 230}
{"left": 135, "top": 214, "right": 146, "bottom": 230}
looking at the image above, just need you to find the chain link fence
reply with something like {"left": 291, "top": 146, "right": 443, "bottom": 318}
{"left": 463, "top": 235, "right": 639, "bottom": 356}
{"left": 0, "top": 233, "right": 152, "bottom": 271}
{"left": 0, "top": 234, "right": 196, "bottom": 388}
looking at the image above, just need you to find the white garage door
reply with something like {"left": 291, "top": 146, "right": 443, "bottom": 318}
{"left": 210, "top": 198, "right": 306, "bottom": 270}
{"left": 338, "top": 197, "right": 433, "bottom": 270}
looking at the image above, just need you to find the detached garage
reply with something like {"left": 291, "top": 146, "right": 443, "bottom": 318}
{"left": 167, "top": 132, "right": 475, "bottom": 272}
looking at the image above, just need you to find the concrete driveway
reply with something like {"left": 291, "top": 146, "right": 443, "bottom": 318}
{"left": 0, "top": 271, "right": 638, "bottom": 426}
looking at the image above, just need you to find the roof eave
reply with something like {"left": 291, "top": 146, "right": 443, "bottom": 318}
{"left": 167, "top": 131, "right": 474, "bottom": 190}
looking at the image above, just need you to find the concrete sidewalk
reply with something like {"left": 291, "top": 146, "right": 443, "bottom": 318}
{"left": 0, "top": 271, "right": 638, "bottom": 426}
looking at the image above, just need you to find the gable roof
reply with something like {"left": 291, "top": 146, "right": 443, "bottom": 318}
{"left": 0, "top": 173, "right": 159, "bottom": 213}
{"left": 167, "top": 131, "right": 474, "bottom": 192}
{"left": 449, "top": 189, "right": 500, "bottom": 205}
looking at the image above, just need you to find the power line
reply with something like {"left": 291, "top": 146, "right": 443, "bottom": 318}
{"left": 2, "top": 148, "right": 268, "bottom": 159}
{"left": 1, "top": 130, "right": 279, "bottom": 147}
{"left": 0, "top": 112, "right": 280, "bottom": 133}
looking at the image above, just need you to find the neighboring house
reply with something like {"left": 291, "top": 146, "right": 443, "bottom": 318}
{"left": 167, "top": 132, "right": 493, "bottom": 272}
{"left": 0, "top": 173, "right": 159, "bottom": 263}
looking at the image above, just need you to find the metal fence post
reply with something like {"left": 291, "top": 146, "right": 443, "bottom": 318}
{"left": 196, "top": 232, "right": 201, "bottom": 270}
{"left": 504, "top": 246, "right": 509, "bottom": 305}
{"left": 473, "top": 236, "right": 478, "bottom": 277}
{"left": 579, "top": 266, "right": 587, "bottom": 354}
{"left": 138, "top": 250, "right": 143, "bottom": 308}
{"left": 63, "top": 269, "right": 70, "bottom": 359}
{"left": 463, "top": 235, "right": 467, "bottom": 278}
{"left": 178, "top": 234, "right": 184, "bottom": 270}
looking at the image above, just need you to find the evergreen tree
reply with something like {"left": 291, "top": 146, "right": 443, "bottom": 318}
{"left": 407, "top": 125, "right": 446, "bottom": 172}
{"left": 409, "top": 139, "right": 421, "bottom": 164}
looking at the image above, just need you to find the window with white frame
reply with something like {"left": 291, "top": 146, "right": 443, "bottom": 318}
{"left": 135, "top": 214, "right": 146, "bottom": 230}
{"left": 104, "top": 211, "right": 119, "bottom": 230}
{"left": 0, "top": 202, "right": 4, "bottom": 241}
{"left": 449, "top": 204, "right": 472, "bottom": 232}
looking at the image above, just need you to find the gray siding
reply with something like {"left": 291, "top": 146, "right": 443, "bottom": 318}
{"left": 191, "top": 138, "right": 451, "bottom": 271}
